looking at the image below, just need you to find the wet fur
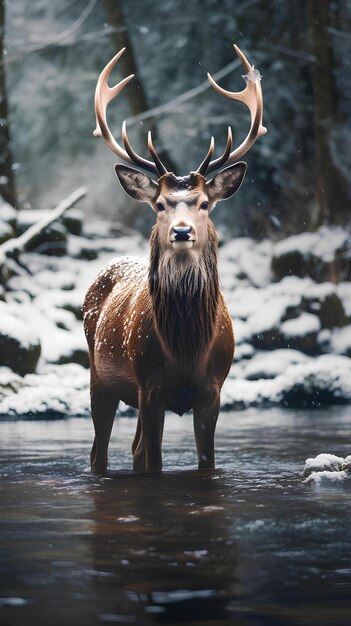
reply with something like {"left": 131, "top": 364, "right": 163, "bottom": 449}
{"left": 149, "top": 221, "right": 219, "bottom": 364}
{"left": 84, "top": 217, "right": 234, "bottom": 474}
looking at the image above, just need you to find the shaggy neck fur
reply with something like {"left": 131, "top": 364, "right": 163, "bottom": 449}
{"left": 149, "top": 222, "right": 219, "bottom": 364}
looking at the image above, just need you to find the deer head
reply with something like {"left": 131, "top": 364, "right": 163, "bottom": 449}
{"left": 94, "top": 44, "right": 266, "bottom": 257}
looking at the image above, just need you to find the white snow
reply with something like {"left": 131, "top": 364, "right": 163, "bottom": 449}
{"left": 219, "top": 238, "right": 272, "bottom": 288}
{"left": 226, "top": 285, "right": 262, "bottom": 320}
{"left": 0, "top": 302, "right": 40, "bottom": 349}
{"left": 304, "top": 470, "right": 349, "bottom": 486}
{"left": 303, "top": 453, "right": 346, "bottom": 476}
{"left": 1, "top": 222, "right": 351, "bottom": 417}
{"left": 303, "top": 453, "right": 351, "bottom": 485}
{"left": 233, "top": 343, "right": 255, "bottom": 361}
{"left": 34, "top": 269, "right": 76, "bottom": 290}
{"left": 231, "top": 349, "right": 309, "bottom": 381}
{"left": 0, "top": 364, "right": 90, "bottom": 418}
{"left": 223, "top": 354, "right": 351, "bottom": 409}
{"left": 0, "top": 367, "right": 24, "bottom": 401}
{"left": 274, "top": 226, "right": 349, "bottom": 263}
{"left": 247, "top": 295, "right": 299, "bottom": 336}
{"left": 319, "top": 325, "right": 351, "bottom": 356}
{"left": 242, "top": 67, "right": 262, "bottom": 84}
{"left": 232, "top": 318, "right": 249, "bottom": 345}
{"left": 1, "top": 297, "right": 86, "bottom": 366}
{"left": 280, "top": 313, "right": 321, "bottom": 338}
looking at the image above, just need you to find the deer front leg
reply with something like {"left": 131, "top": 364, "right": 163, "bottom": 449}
{"left": 90, "top": 383, "right": 119, "bottom": 475}
{"left": 133, "top": 392, "right": 165, "bottom": 473}
{"left": 193, "top": 391, "right": 220, "bottom": 470}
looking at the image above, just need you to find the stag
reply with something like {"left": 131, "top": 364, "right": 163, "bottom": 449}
{"left": 83, "top": 44, "right": 266, "bottom": 474}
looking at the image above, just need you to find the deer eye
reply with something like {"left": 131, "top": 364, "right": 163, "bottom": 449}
{"left": 156, "top": 202, "right": 165, "bottom": 212}
{"left": 200, "top": 201, "right": 209, "bottom": 210}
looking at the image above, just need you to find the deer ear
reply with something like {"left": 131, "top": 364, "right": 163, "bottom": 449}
{"left": 206, "top": 162, "right": 247, "bottom": 202}
{"left": 115, "top": 164, "right": 159, "bottom": 203}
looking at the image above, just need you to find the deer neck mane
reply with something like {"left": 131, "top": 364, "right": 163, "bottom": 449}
{"left": 148, "top": 222, "right": 219, "bottom": 362}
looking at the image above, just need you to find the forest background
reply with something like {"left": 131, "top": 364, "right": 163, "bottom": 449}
{"left": 1, "top": 0, "right": 350, "bottom": 239}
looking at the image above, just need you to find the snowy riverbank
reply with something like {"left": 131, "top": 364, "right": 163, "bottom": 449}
{"left": 1, "top": 203, "right": 351, "bottom": 419}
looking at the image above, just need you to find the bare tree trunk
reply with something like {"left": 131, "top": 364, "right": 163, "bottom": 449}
{"left": 0, "top": 0, "right": 16, "bottom": 207}
{"left": 308, "top": 0, "right": 350, "bottom": 226}
{"left": 101, "top": 0, "right": 176, "bottom": 173}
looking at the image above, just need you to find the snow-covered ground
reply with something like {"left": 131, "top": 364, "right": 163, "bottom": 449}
{"left": 1, "top": 206, "right": 351, "bottom": 419}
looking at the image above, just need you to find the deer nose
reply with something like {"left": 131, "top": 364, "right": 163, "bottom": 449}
{"left": 172, "top": 226, "right": 192, "bottom": 241}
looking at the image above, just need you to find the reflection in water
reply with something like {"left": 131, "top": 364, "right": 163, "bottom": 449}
{"left": 85, "top": 471, "right": 239, "bottom": 623}
{"left": 0, "top": 408, "right": 351, "bottom": 625}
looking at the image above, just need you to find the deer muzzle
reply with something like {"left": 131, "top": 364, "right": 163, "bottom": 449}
{"left": 170, "top": 226, "right": 195, "bottom": 250}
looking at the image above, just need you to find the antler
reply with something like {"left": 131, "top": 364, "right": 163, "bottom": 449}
{"left": 94, "top": 48, "right": 167, "bottom": 177}
{"left": 197, "top": 44, "right": 267, "bottom": 177}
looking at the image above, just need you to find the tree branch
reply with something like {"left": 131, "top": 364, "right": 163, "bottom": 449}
{"left": 6, "top": 0, "right": 97, "bottom": 59}
{"left": 0, "top": 186, "right": 87, "bottom": 282}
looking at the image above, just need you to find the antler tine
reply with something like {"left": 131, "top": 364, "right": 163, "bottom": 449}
{"left": 94, "top": 48, "right": 160, "bottom": 176}
{"left": 198, "top": 44, "right": 267, "bottom": 176}
{"left": 148, "top": 131, "right": 168, "bottom": 176}
{"left": 121, "top": 121, "right": 162, "bottom": 176}
{"left": 197, "top": 136, "right": 215, "bottom": 176}
{"left": 197, "top": 127, "right": 233, "bottom": 177}
{"left": 233, "top": 43, "right": 251, "bottom": 74}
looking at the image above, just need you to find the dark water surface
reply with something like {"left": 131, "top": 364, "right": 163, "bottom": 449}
{"left": 0, "top": 408, "right": 351, "bottom": 626}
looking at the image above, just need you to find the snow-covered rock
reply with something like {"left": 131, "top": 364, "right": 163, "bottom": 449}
{"left": 303, "top": 453, "right": 351, "bottom": 485}
{"left": 303, "top": 453, "right": 348, "bottom": 476}
{"left": 0, "top": 367, "right": 24, "bottom": 401}
{"left": 62, "top": 208, "right": 83, "bottom": 235}
{"left": 220, "top": 237, "right": 273, "bottom": 288}
{"left": 34, "top": 269, "right": 76, "bottom": 291}
{"left": 0, "top": 298, "right": 88, "bottom": 369}
{"left": 279, "top": 312, "right": 321, "bottom": 353}
{"left": 301, "top": 283, "right": 348, "bottom": 328}
{"left": 222, "top": 354, "right": 351, "bottom": 410}
{"left": 304, "top": 470, "right": 350, "bottom": 486}
{"left": 233, "top": 343, "right": 255, "bottom": 361}
{"left": 15, "top": 210, "right": 69, "bottom": 256}
{"left": 319, "top": 325, "right": 351, "bottom": 357}
{"left": 2, "top": 351, "right": 350, "bottom": 417}
{"left": 1, "top": 219, "right": 351, "bottom": 418}
{"left": 280, "top": 312, "right": 321, "bottom": 337}
{"left": 226, "top": 285, "right": 263, "bottom": 320}
{"left": 247, "top": 296, "right": 320, "bottom": 353}
{"left": 231, "top": 349, "right": 309, "bottom": 380}
{"left": 228, "top": 276, "right": 348, "bottom": 353}
{"left": 0, "top": 304, "right": 41, "bottom": 375}
{"left": 0, "top": 364, "right": 90, "bottom": 419}
{"left": 68, "top": 234, "right": 147, "bottom": 261}
{"left": 247, "top": 295, "right": 298, "bottom": 337}
{"left": 272, "top": 227, "right": 351, "bottom": 283}
{"left": 35, "top": 289, "right": 84, "bottom": 321}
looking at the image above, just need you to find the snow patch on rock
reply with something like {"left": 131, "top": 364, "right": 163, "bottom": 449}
{"left": 0, "top": 364, "right": 90, "bottom": 419}
{"left": 303, "top": 453, "right": 351, "bottom": 485}
{"left": 280, "top": 313, "right": 321, "bottom": 338}
{"left": 274, "top": 227, "right": 349, "bottom": 264}
{"left": 223, "top": 354, "right": 351, "bottom": 409}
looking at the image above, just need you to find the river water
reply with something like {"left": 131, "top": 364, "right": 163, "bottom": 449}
{"left": 0, "top": 407, "right": 351, "bottom": 625}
